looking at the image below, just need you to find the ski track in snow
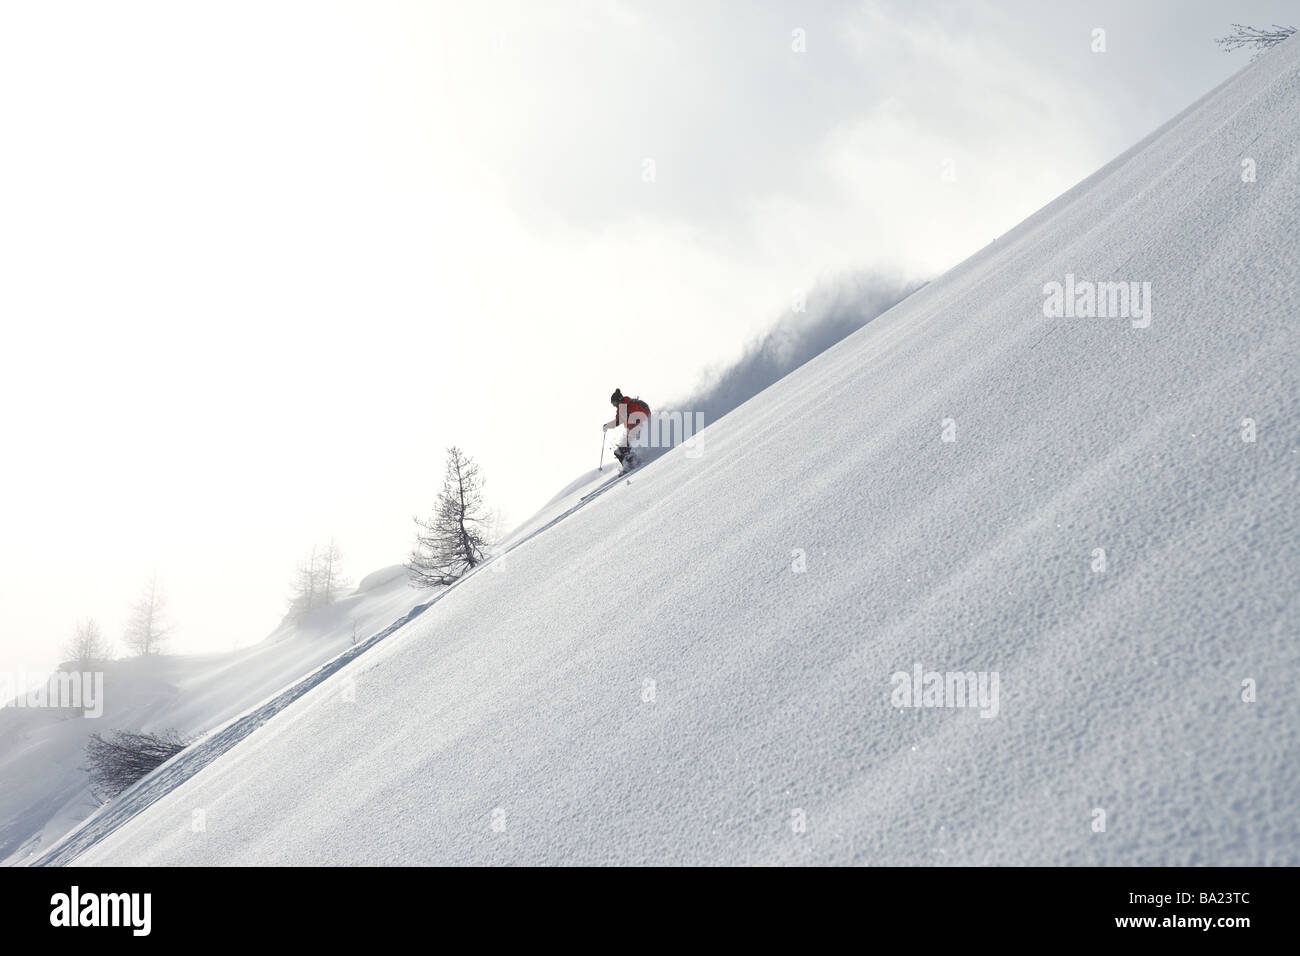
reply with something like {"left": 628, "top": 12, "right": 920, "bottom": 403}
{"left": 33, "top": 603, "right": 432, "bottom": 866}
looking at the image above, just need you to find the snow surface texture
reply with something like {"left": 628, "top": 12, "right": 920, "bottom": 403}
{"left": 60, "top": 42, "right": 1300, "bottom": 866}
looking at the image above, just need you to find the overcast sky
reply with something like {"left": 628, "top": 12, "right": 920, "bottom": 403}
{"left": 1, "top": 0, "right": 1293, "bottom": 674}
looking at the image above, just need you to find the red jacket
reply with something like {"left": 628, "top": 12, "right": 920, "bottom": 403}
{"left": 606, "top": 397, "right": 650, "bottom": 430}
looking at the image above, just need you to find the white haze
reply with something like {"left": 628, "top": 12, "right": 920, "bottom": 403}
{"left": 1, "top": 0, "right": 1293, "bottom": 677}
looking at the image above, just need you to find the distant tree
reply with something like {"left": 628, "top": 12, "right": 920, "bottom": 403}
{"left": 123, "top": 574, "right": 170, "bottom": 656}
{"left": 486, "top": 506, "right": 509, "bottom": 547}
{"left": 317, "top": 538, "right": 348, "bottom": 605}
{"left": 288, "top": 539, "right": 350, "bottom": 621}
{"left": 1216, "top": 23, "right": 1296, "bottom": 58}
{"left": 289, "top": 544, "right": 320, "bottom": 620}
{"left": 84, "top": 728, "right": 189, "bottom": 803}
{"left": 407, "top": 446, "right": 489, "bottom": 587}
{"left": 62, "top": 619, "right": 111, "bottom": 667}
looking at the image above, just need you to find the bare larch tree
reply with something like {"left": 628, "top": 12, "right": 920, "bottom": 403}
{"left": 317, "top": 538, "right": 348, "bottom": 605}
{"left": 288, "top": 538, "right": 350, "bottom": 621}
{"left": 407, "top": 446, "right": 489, "bottom": 587}
{"left": 289, "top": 544, "right": 320, "bottom": 619}
{"left": 1216, "top": 23, "right": 1296, "bottom": 59}
{"left": 122, "top": 574, "right": 171, "bottom": 656}
{"left": 62, "top": 618, "right": 111, "bottom": 667}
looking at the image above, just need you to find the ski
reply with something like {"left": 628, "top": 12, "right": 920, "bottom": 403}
{"left": 579, "top": 472, "right": 626, "bottom": 502}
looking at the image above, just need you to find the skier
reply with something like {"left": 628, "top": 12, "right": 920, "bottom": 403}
{"left": 603, "top": 388, "right": 651, "bottom": 471}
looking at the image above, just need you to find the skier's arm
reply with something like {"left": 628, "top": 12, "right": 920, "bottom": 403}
{"left": 602, "top": 405, "right": 626, "bottom": 430}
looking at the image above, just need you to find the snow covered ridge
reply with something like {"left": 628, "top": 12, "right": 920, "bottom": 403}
{"left": 49, "top": 41, "right": 1300, "bottom": 865}
{"left": 26, "top": 595, "right": 434, "bottom": 866}
{"left": 25, "top": 470, "right": 652, "bottom": 866}
{"left": 0, "top": 567, "right": 429, "bottom": 866}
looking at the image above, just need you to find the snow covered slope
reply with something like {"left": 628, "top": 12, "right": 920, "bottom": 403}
{"left": 64, "top": 42, "right": 1300, "bottom": 866}
{"left": 2, "top": 567, "right": 426, "bottom": 865}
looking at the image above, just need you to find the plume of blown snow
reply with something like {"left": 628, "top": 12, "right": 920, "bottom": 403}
{"left": 644, "top": 271, "right": 922, "bottom": 460}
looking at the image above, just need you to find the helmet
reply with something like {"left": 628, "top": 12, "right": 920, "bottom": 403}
{"left": 610, "top": 388, "right": 623, "bottom": 406}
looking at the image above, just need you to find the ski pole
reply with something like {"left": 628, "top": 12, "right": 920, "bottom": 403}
{"left": 599, "top": 431, "right": 606, "bottom": 470}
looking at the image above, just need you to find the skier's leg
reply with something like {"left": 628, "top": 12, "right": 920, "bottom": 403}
{"left": 622, "top": 424, "right": 642, "bottom": 469}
